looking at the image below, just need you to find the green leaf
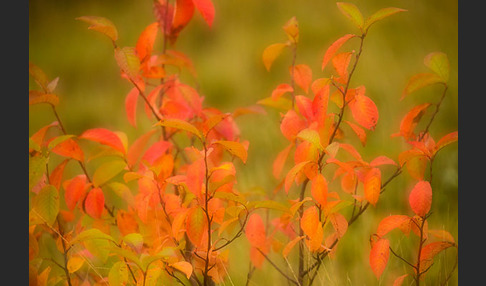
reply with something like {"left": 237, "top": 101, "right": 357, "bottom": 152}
{"left": 123, "top": 233, "right": 144, "bottom": 252}
{"left": 337, "top": 2, "right": 364, "bottom": 30}
{"left": 110, "top": 247, "right": 142, "bottom": 270}
{"left": 85, "top": 237, "right": 110, "bottom": 263}
{"left": 114, "top": 47, "right": 140, "bottom": 79}
{"left": 29, "top": 154, "right": 48, "bottom": 192}
{"left": 212, "top": 140, "right": 248, "bottom": 163}
{"left": 108, "top": 261, "right": 128, "bottom": 286}
{"left": 141, "top": 248, "right": 177, "bottom": 271}
{"left": 92, "top": 160, "right": 126, "bottom": 187}
{"left": 154, "top": 118, "right": 202, "bottom": 139}
{"left": 257, "top": 96, "right": 292, "bottom": 111}
{"left": 401, "top": 73, "right": 445, "bottom": 100}
{"left": 29, "top": 138, "right": 41, "bottom": 152}
{"left": 32, "top": 185, "right": 59, "bottom": 227}
{"left": 213, "top": 191, "right": 247, "bottom": 205}
{"left": 29, "top": 62, "right": 50, "bottom": 91}
{"left": 76, "top": 16, "right": 118, "bottom": 42}
{"left": 424, "top": 52, "right": 450, "bottom": 82}
{"left": 364, "top": 7, "right": 407, "bottom": 31}
{"left": 248, "top": 200, "right": 289, "bottom": 213}
{"left": 70, "top": 228, "right": 117, "bottom": 246}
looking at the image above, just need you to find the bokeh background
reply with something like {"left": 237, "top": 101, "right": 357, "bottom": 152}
{"left": 29, "top": 0, "right": 458, "bottom": 285}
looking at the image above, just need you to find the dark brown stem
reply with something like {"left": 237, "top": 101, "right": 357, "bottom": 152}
{"left": 418, "top": 84, "right": 448, "bottom": 142}
{"left": 389, "top": 246, "right": 416, "bottom": 269}
{"left": 415, "top": 215, "right": 429, "bottom": 286}
{"left": 245, "top": 263, "right": 256, "bottom": 286}
{"left": 297, "top": 180, "right": 309, "bottom": 285}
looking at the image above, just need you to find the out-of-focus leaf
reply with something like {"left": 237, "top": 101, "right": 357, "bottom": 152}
{"left": 349, "top": 91, "right": 379, "bottom": 130}
{"left": 364, "top": 7, "right": 407, "bottom": 32}
{"left": 29, "top": 90, "right": 59, "bottom": 106}
{"left": 193, "top": 0, "right": 215, "bottom": 27}
{"left": 376, "top": 215, "right": 411, "bottom": 237}
{"left": 29, "top": 62, "right": 50, "bottom": 91}
{"left": 67, "top": 256, "right": 84, "bottom": 273}
{"left": 32, "top": 185, "right": 59, "bottom": 227}
{"left": 408, "top": 180, "right": 432, "bottom": 217}
{"left": 169, "top": 261, "right": 193, "bottom": 279}
{"left": 79, "top": 128, "right": 126, "bottom": 154}
{"left": 154, "top": 118, "right": 202, "bottom": 139}
{"left": 92, "top": 160, "right": 126, "bottom": 187}
{"left": 76, "top": 16, "right": 118, "bottom": 42}
{"left": 401, "top": 73, "right": 444, "bottom": 100}
{"left": 290, "top": 64, "right": 312, "bottom": 94}
{"left": 186, "top": 206, "right": 207, "bottom": 247}
{"left": 114, "top": 47, "right": 140, "bottom": 79}
{"left": 273, "top": 143, "right": 293, "bottom": 179}
{"left": 245, "top": 213, "right": 266, "bottom": 249}
{"left": 135, "top": 22, "right": 159, "bottom": 62}
{"left": 364, "top": 167, "right": 381, "bottom": 206}
{"left": 125, "top": 87, "right": 139, "bottom": 128}
{"left": 262, "top": 43, "right": 288, "bottom": 71}
{"left": 29, "top": 154, "right": 48, "bottom": 192}
{"left": 108, "top": 261, "right": 128, "bottom": 286}
{"left": 257, "top": 96, "right": 292, "bottom": 110}
{"left": 336, "top": 2, "right": 364, "bottom": 30}
{"left": 369, "top": 238, "right": 389, "bottom": 279}
{"left": 282, "top": 236, "right": 305, "bottom": 258}
{"left": 84, "top": 187, "right": 105, "bottom": 219}
{"left": 283, "top": 16, "right": 299, "bottom": 43}
{"left": 322, "top": 34, "right": 356, "bottom": 71}
{"left": 424, "top": 52, "right": 450, "bottom": 82}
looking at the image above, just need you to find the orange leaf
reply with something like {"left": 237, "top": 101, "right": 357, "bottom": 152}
{"left": 392, "top": 274, "right": 408, "bottom": 286}
{"left": 85, "top": 187, "right": 105, "bottom": 219}
{"left": 369, "top": 238, "right": 389, "bottom": 279}
{"left": 290, "top": 64, "right": 312, "bottom": 94}
{"left": 64, "top": 175, "right": 88, "bottom": 211}
{"left": 401, "top": 73, "right": 444, "bottom": 100}
{"left": 280, "top": 110, "right": 307, "bottom": 141}
{"left": 332, "top": 52, "right": 353, "bottom": 79}
{"left": 29, "top": 91, "right": 59, "bottom": 106}
{"left": 330, "top": 212, "right": 348, "bottom": 238}
{"left": 301, "top": 206, "right": 319, "bottom": 238}
{"left": 262, "top": 43, "right": 288, "bottom": 71}
{"left": 344, "top": 120, "right": 367, "bottom": 146}
{"left": 169, "top": 261, "right": 193, "bottom": 279}
{"left": 398, "top": 103, "right": 431, "bottom": 140}
{"left": 273, "top": 143, "right": 293, "bottom": 179}
{"left": 135, "top": 22, "right": 159, "bottom": 62}
{"left": 283, "top": 16, "right": 299, "bottom": 43}
{"left": 322, "top": 34, "right": 356, "bottom": 71}
{"left": 172, "top": 0, "right": 195, "bottom": 37}
{"left": 284, "top": 160, "right": 312, "bottom": 193}
{"left": 126, "top": 129, "right": 158, "bottom": 169}
{"left": 349, "top": 91, "right": 379, "bottom": 130}
{"left": 186, "top": 206, "right": 207, "bottom": 247}
{"left": 79, "top": 128, "right": 126, "bottom": 154}
{"left": 311, "top": 173, "right": 328, "bottom": 207}
{"left": 212, "top": 140, "right": 248, "bottom": 164}
{"left": 245, "top": 213, "right": 266, "bottom": 249}
{"left": 434, "top": 131, "right": 458, "bottom": 154}
{"left": 364, "top": 168, "right": 381, "bottom": 206}
{"left": 193, "top": 0, "right": 215, "bottom": 27}
{"left": 376, "top": 215, "right": 411, "bottom": 237}
{"left": 370, "top": 155, "right": 397, "bottom": 167}
{"left": 76, "top": 16, "right": 118, "bottom": 42}
{"left": 51, "top": 138, "right": 85, "bottom": 162}
{"left": 428, "top": 229, "right": 455, "bottom": 244}
{"left": 49, "top": 159, "right": 69, "bottom": 191}
{"left": 419, "top": 241, "right": 455, "bottom": 273}
{"left": 408, "top": 181, "right": 432, "bottom": 217}
{"left": 271, "top": 83, "right": 293, "bottom": 101}
{"left": 282, "top": 236, "right": 305, "bottom": 258}
{"left": 406, "top": 155, "right": 428, "bottom": 180}
{"left": 125, "top": 87, "right": 139, "bottom": 127}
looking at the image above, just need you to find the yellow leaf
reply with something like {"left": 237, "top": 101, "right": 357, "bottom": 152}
{"left": 262, "top": 42, "right": 288, "bottom": 71}
{"left": 67, "top": 256, "right": 84, "bottom": 273}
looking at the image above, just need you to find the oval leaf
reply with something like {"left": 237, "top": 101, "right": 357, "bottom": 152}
{"left": 77, "top": 16, "right": 118, "bottom": 42}
{"left": 262, "top": 43, "right": 288, "bottom": 71}
{"left": 408, "top": 180, "right": 432, "bottom": 217}
{"left": 92, "top": 160, "right": 126, "bottom": 188}
{"left": 369, "top": 238, "right": 390, "bottom": 279}
{"left": 85, "top": 187, "right": 105, "bottom": 219}
{"left": 336, "top": 2, "right": 364, "bottom": 30}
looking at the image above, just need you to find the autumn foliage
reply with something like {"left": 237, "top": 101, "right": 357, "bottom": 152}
{"left": 29, "top": 1, "right": 457, "bottom": 285}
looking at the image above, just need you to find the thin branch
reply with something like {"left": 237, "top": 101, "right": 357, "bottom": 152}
{"left": 256, "top": 248, "right": 299, "bottom": 285}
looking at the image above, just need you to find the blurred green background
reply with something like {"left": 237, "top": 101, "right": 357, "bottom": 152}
{"left": 29, "top": 0, "right": 458, "bottom": 285}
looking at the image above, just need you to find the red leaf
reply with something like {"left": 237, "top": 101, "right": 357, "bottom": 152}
{"left": 369, "top": 238, "right": 390, "bottom": 279}
{"left": 419, "top": 241, "right": 455, "bottom": 273}
{"left": 376, "top": 215, "right": 410, "bottom": 237}
{"left": 409, "top": 180, "right": 432, "bottom": 217}
{"left": 245, "top": 213, "right": 266, "bottom": 249}
{"left": 280, "top": 110, "right": 306, "bottom": 141}
{"left": 172, "top": 0, "right": 195, "bottom": 35}
{"left": 135, "top": 22, "right": 159, "bottom": 62}
{"left": 125, "top": 87, "right": 139, "bottom": 127}
{"left": 192, "top": 0, "right": 215, "bottom": 27}
{"left": 51, "top": 138, "right": 85, "bottom": 162}
{"left": 349, "top": 91, "right": 379, "bottom": 130}
{"left": 126, "top": 129, "right": 158, "bottom": 168}
{"left": 397, "top": 103, "right": 431, "bottom": 140}
{"left": 321, "top": 34, "right": 356, "bottom": 71}
{"left": 49, "top": 159, "right": 69, "bottom": 191}
{"left": 79, "top": 128, "right": 126, "bottom": 154}
{"left": 370, "top": 156, "right": 397, "bottom": 167}
{"left": 64, "top": 175, "right": 88, "bottom": 210}
{"left": 85, "top": 187, "right": 105, "bottom": 218}
{"left": 271, "top": 83, "right": 293, "bottom": 101}
{"left": 434, "top": 131, "right": 458, "bottom": 154}
{"left": 290, "top": 64, "right": 312, "bottom": 94}
{"left": 364, "top": 167, "right": 381, "bottom": 206}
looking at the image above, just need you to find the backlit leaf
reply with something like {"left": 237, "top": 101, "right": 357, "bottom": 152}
{"left": 284, "top": 160, "right": 312, "bottom": 193}
{"left": 392, "top": 274, "right": 408, "bottom": 286}
{"left": 249, "top": 200, "right": 289, "bottom": 213}
{"left": 408, "top": 180, "right": 432, "bottom": 217}
{"left": 283, "top": 16, "right": 299, "bottom": 43}
{"left": 377, "top": 215, "right": 411, "bottom": 237}
{"left": 336, "top": 2, "right": 364, "bottom": 30}
{"left": 280, "top": 109, "right": 306, "bottom": 141}
{"left": 108, "top": 261, "right": 128, "bottom": 286}
{"left": 405, "top": 155, "right": 428, "bottom": 180}
{"left": 135, "top": 22, "right": 159, "bottom": 62}
{"left": 332, "top": 52, "right": 353, "bottom": 79}
{"left": 33, "top": 185, "right": 59, "bottom": 227}
{"left": 186, "top": 206, "right": 207, "bottom": 246}
{"left": 397, "top": 103, "right": 431, "bottom": 140}
{"left": 291, "top": 64, "right": 312, "bottom": 94}
{"left": 29, "top": 90, "right": 59, "bottom": 106}
{"left": 424, "top": 52, "right": 450, "bottom": 82}
{"left": 364, "top": 7, "right": 407, "bottom": 32}
{"left": 76, "top": 16, "right": 118, "bottom": 42}
{"left": 301, "top": 206, "right": 319, "bottom": 239}
{"left": 123, "top": 233, "right": 144, "bottom": 253}
{"left": 92, "top": 160, "right": 126, "bottom": 187}
{"left": 125, "top": 87, "right": 139, "bottom": 127}
{"left": 401, "top": 73, "right": 444, "bottom": 100}
{"left": 419, "top": 241, "right": 455, "bottom": 273}
{"left": 212, "top": 140, "right": 248, "bottom": 164}
{"left": 282, "top": 236, "right": 305, "bottom": 258}
{"left": 193, "top": 0, "right": 215, "bottom": 27}
{"left": 154, "top": 118, "right": 202, "bottom": 139}
{"left": 29, "top": 62, "right": 50, "bottom": 91}
{"left": 170, "top": 261, "right": 193, "bottom": 279}
{"left": 49, "top": 159, "right": 69, "bottom": 190}
{"left": 369, "top": 238, "right": 389, "bottom": 279}
{"left": 114, "top": 47, "right": 140, "bottom": 79}
{"left": 364, "top": 167, "right": 381, "bottom": 206}
{"left": 330, "top": 212, "right": 348, "bottom": 238}
{"left": 273, "top": 143, "right": 293, "bottom": 179}
{"left": 85, "top": 187, "right": 105, "bottom": 219}
{"left": 64, "top": 175, "right": 88, "bottom": 210}
{"left": 80, "top": 128, "right": 126, "bottom": 154}
{"left": 428, "top": 229, "right": 455, "bottom": 244}
{"left": 271, "top": 83, "right": 293, "bottom": 101}
{"left": 29, "top": 154, "right": 48, "bottom": 192}
{"left": 370, "top": 156, "right": 397, "bottom": 167}
{"left": 345, "top": 120, "right": 367, "bottom": 146}
{"left": 246, "top": 213, "right": 266, "bottom": 249}
{"left": 297, "top": 128, "right": 323, "bottom": 150}
{"left": 435, "top": 131, "right": 458, "bottom": 154}
{"left": 257, "top": 96, "right": 292, "bottom": 110}
{"left": 50, "top": 137, "right": 85, "bottom": 162}
{"left": 67, "top": 256, "right": 84, "bottom": 273}
{"left": 172, "top": 0, "right": 195, "bottom": 37}
{"left": 349, "top": 91, "right": 379, "bottom": 130}
{"left": 262, "top": 43, "right": 288, "bottom": 71}
{"left": 322, "top": 34, "right": 356, "bottom": 71}
{"left": 311, "top": 173, "right": 328, "bottom": 207}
